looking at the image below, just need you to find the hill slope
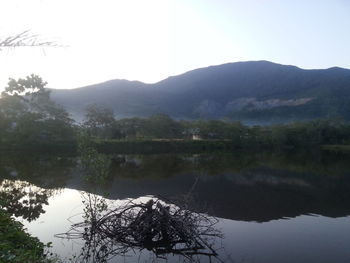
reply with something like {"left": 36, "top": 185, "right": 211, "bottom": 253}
{"left": 51, "top": 61, "right": 350, "bottom": 123}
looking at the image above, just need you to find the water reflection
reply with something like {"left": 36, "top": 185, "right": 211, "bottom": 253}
{"left": 0, "top": 179, "right": 58, "bottom": 221}
{"left": 1, "top": 151, "right": 350, "bottom": 224}
{"left": 0, "top": 152, "right": 75, "bottom": 188}
{"left": 105, "top": 153, "right": 350, "bottom": 222}
{"left": 1, "top": 151, "right": 350, "bottom": 262}
{"left": 56, "top": 195, "right": 223, "bottom": 263}
{"left": 0, "top": 153, "right": 73, "bottom": 221}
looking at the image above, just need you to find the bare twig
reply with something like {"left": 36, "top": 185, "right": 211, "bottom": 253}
{"left": 0, "top": 30, "right": 59, "bottom": 50}
{"left": 56, "top": 196, "right": 224, "bottom": 262}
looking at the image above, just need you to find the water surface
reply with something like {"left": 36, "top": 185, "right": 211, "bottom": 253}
{"left": 1, "top": 152, "right": 350, "bottom": 262}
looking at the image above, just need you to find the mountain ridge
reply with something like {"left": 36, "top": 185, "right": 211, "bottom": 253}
{"left": 50, "top": 61, "right": 350, "bottom": 123}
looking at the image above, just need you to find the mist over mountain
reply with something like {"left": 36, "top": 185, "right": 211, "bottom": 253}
{"left": 51, "top": 61, "right": 350, "bottom": 124}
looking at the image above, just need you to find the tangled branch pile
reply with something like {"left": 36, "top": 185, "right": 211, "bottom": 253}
{"left": 57, "top": 197, "right": 223, "bottom": 262}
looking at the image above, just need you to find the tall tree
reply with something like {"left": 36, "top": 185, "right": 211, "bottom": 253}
{"left": 0, "top": 75, "right": 74, "bottom": 143}
{"left": 83, "top": 104, "right": 115, "bottom": 138}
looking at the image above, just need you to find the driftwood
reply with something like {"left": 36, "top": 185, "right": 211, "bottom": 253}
{"left": 56, "top": 196, "right": 223, "bottom": 262}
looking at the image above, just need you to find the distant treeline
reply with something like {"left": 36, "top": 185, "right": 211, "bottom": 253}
{"left": 88, "top": 112, "right": 350, "bottom": 152}
{"left": 1, "top": 75, "right": 350, "bottom": 152}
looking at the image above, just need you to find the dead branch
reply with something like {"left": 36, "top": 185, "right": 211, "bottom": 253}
{"left": 0, "top": 30, "right": 59, "bottom": 50}
{"left": 56, "top": 197, "right": 224, "bottom": 262}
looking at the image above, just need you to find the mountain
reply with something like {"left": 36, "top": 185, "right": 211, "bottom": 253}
{"left": 50, "top": 61, "right": 350, "bottom": 124}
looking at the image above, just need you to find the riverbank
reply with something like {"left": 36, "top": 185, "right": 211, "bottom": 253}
{"left": 1, "top": 138, "right": 350, "bottom": 156}
{"left": 0, "top": 139, "right": 246, "bottom": 154}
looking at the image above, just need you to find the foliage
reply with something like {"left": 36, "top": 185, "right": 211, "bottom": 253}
{"left": 1, "top": 78, "right": 350, "bottom": 152}
{"left": 110, "top": 115, "right": 246, "bottom": 141}
{"left": 142, "top": 114, "right": 183, "bottom": 139}
{"left": 0, "top": 209, "right": 51, "bottom": 263}
{"left": 85, "top": 111, "right": 350, "bottom": 152}
{"left": 77, "top": 132, "right": 111, "bottom": 183}
{"left": 0, "top": 180, "right": 54, "bottom": 222}
{"left": 264, "top": 119, "right": 350, "bottom": 148}
{"left": 83, "top": 104, "right": 115, "bottom": 139}
{"left": 0, "top": 75, "right": 75, "bottom": 145}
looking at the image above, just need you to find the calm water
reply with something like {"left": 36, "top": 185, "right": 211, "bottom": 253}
{"left": 1, "top": 151, "right": 350, "bottom": 262}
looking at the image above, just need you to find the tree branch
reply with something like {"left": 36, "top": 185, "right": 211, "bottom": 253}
{"left": 0, "top": 30, "right": 59, "bottom": 50}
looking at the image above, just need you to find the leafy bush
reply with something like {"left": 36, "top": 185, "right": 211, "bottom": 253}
{"left": 0, "top": 209, "right": 51, "bottom": 263}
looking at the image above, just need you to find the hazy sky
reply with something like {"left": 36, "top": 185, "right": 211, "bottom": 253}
{"left": 1, "top": 0, "right": 350, "bottom": 90}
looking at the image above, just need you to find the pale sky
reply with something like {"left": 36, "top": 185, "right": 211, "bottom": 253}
{"left": 1, "top": 0, "right": 350, "bottom": 91}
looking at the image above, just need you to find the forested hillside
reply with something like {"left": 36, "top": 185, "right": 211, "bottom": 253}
{"left": 50, "top": 61, "right": 350, "bottom": 124}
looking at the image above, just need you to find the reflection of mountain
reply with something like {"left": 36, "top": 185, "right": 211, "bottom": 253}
{"left": 1, "top": 152, "right": 350, "bottom": 222}
{"left": 195, "top": 172, "right": 350, "bottom": 222}
{"left": 79, "top": 170, "right": 350, "bottom": 223}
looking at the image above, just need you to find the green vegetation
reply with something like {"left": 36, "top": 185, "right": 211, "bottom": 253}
{"left": 0, "top": 209, "right": 51, "bottom": 263}
{"left": 90, "top": 117, "right": 350, "bottom": 153}
{"left": 0, "top": 75, "right": 75, "bottom": 148}
{"left": 77, "top": 131, "right": 111, "bottom": 183}
{"left": 1, "top": 74, "right": 350, "bottom": 155}
{"left": 0, "top": 76, "right": 66, "bottom": 263}
{"left": 81, "top": 104, "right": 350, "bottom": 153}
{"left": 0, "top": 178, "right": 56, "bottom": 262}
{"left": 322, "top": 144, "right": 350, "bottom": 153}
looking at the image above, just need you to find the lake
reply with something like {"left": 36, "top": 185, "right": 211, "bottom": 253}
{"left": 1, "top": 151, "right": 350, "bottom": 262}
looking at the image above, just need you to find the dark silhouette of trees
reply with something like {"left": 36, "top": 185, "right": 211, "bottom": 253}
{"left": 0, "top": 75, "right": 74, "bottom": 144}
{"left": 83, "top": 104, "right": 116, "bottom": 138}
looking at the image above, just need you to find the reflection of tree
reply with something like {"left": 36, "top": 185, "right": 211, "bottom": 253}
{"left": 0, "top": 153, "right": 75, "bottom": 189}
{"left": 57, "top": 196, "right": 223, "bottom": 262}
{"left": 0, "top": 180, "right": 57, "bottom": 222}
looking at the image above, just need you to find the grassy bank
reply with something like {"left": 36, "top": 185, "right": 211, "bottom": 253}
{"left": 0, "top": 209, "right": 50, "bottom": 263}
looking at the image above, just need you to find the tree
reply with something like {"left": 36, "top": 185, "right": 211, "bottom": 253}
{"left": 1, "top": 74, "right": 71, "bottom": 121}
{"left": 0, "top": 75, "right": 74, "bottom": 143}
{"left": 143, "top": 114, "right": 183, "bottom": 139}
{"left": 83, "top": 104, "right": 116, "bottom": 138}
{"left": 113, "top": 117, "right": 147, "bottom": 139}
